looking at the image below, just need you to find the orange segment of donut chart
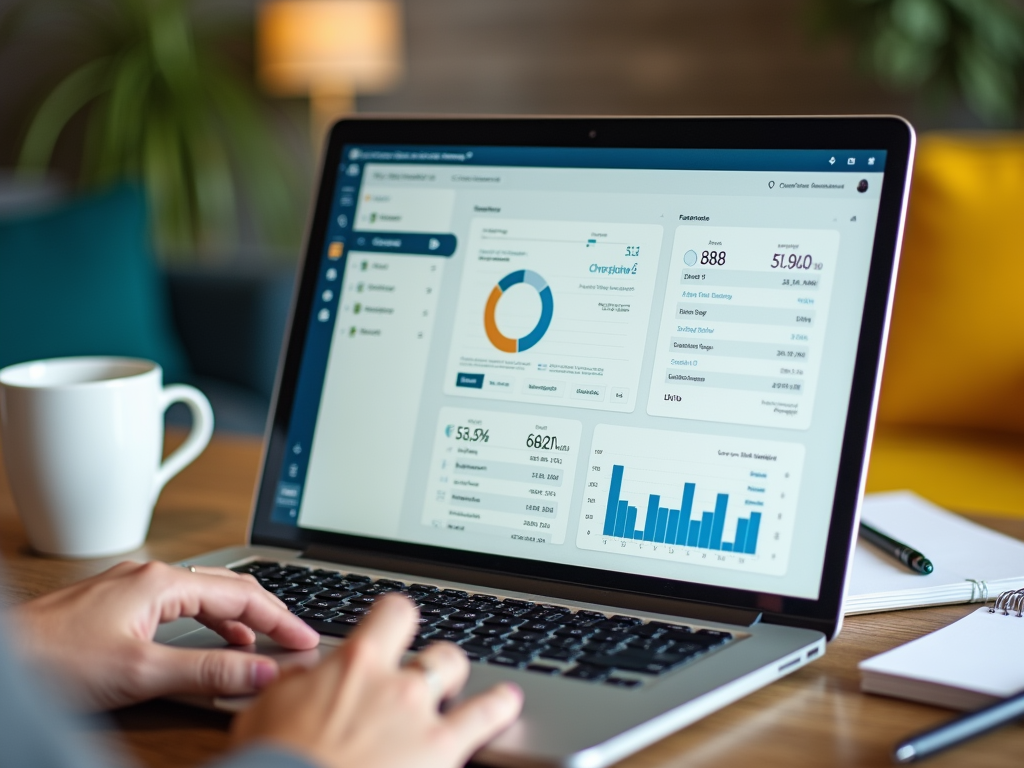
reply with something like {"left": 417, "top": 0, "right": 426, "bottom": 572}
{"left": 484, "top": 285, "right": 517, "bottom": 353}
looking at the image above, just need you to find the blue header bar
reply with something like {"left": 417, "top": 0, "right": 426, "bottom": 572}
{"left": 343, "top": 145, "right": 887, "bottom": 174}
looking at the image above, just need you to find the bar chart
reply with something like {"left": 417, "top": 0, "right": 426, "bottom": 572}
{"left": 576, "top": 425, "right": 805, "bottom": 576}
{"left": 602, "top": 464, "right": 763, "bottom": 554}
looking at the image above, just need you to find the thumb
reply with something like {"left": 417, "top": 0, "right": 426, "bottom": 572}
{"left": 140, "top": 644, "right": 280, "bottom": 700}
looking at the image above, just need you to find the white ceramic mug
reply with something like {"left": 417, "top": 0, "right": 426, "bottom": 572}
{"left": 0, "top": 357, "right": 214, "bottom": 558}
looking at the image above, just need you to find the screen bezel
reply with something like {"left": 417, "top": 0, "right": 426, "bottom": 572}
{"left": 250, "top": 116, "right": 914, "bottom": 638}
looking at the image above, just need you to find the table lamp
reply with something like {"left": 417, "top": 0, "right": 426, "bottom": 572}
{"left": 257, "top": 0, "right": 404, "bottom": 145}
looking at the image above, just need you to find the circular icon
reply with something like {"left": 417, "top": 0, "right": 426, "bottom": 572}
{"left": 768, "top": 180, "right": 775, "bottom": 189}
{"left": 326, "top": 268, "right": 338, "bottom": 281}
{"left": 857, "top": 179, "right": 869, "bottom": 193}
{"left": 683, "top": 249, "right": 698, "bottom": 267}
{"left": 484, "top": 270, "right": 554, "bottom": 353}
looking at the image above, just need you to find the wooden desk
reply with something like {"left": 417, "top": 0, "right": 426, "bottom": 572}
{"left": 1, "top": 434, "right": 1022, "bottom": 768}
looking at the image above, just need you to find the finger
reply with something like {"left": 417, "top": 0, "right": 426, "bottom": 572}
{"left": 202, "top": 618, "right": 257, "bottom": 647}
{"left": 407, "top": 641, "right": 470, "bottom": 703}
{"left": 138, "top": 563, "right": 318, "bottom": 650}
{"left": 341, "top": 593, "right": 418, "bottom": 669}
{"left": 184, "top": 567, "right": 288, "bottom": 610}
{"left": 141, "top": 644, "right": 280, "bottom": 700}
{"left": 443, "top": 683, "right": 523, "bottom": 756}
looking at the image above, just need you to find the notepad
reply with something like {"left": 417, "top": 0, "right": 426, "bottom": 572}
{"left": 845, "top": 491, "right": 1024, "bottom": 615}
{"left": 859, "top": 607, "right": 1024, "bottom": 710}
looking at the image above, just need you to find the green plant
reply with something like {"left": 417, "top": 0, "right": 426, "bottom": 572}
{"left": 810, "top": 0, "right": 1024, "bottom": 125}
{"left": 2, "top": 0, "right": 302, "bottom": 257}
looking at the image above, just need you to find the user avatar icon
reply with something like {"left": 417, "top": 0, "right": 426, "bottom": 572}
{"left": 857, "top": 179, "right": 869, "bottom": 193}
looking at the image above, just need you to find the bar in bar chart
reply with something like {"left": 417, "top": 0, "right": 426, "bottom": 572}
{"left": 602, "top": 464, "right": 763, "bottom": 554}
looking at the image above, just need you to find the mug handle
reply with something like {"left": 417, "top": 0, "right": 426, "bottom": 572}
{"left": 155, "top": 384, "right": 215, "bottom": 494}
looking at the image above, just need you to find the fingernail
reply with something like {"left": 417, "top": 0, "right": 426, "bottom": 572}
{"left": 252, "top": 660, "right": 278, "bottom": 690}
{"left": 502, "top": 682, "right": 524, "bottom": 701}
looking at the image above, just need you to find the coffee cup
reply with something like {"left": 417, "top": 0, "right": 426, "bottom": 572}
{"left": 0, "top": 356, "right": 213, "bottom": 558}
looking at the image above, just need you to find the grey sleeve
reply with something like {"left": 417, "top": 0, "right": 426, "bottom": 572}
{"left": 208, "top": 745, "right": 321, "bottom": 768}
{"left": 0, "top": 610, "right": 318, "bottom": 768}
{"left": 0, "top": 609, "right": 124, "bottom": 768}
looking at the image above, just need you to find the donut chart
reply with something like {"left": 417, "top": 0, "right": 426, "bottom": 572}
{"left": 484, "top": 269, "right": 554, "bottom": 353}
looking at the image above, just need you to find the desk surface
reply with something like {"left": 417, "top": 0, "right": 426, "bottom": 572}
{"left": 2, "top": 434, "right": 1022, "bottom": 768}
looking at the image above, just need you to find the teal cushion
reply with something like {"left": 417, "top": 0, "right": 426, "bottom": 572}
{"left": 0, "top": 184, "right": 187, "bottom": 381}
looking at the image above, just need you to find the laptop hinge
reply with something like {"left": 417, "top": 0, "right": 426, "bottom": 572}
{"left": 302, "top": 543, "right": 764, "bottom": 628}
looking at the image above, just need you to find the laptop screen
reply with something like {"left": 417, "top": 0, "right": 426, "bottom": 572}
{"left": 269, "top": 144, "right": 887, "bottom": 602}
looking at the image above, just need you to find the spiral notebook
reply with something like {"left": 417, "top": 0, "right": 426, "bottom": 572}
{"left": 859, "top": 602, "right": 1024, "bottom": 710}
{"left": 845, "top": 491, "right": 1024, "bottom": 615}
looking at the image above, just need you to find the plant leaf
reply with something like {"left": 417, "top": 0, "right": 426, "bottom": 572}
{"left": 17, "top": 57, "right": 113, "bottom": 173}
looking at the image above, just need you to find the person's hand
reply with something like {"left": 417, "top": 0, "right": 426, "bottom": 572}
{"left": 233, "top": 593, "right": 523, "bottom": 768}
{"left": 11, "top": 560, "right": 320, "bottom": 710}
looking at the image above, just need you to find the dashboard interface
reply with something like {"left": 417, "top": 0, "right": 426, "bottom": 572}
{"left": 270, "top": 144, "right": 887, "bottom": 600}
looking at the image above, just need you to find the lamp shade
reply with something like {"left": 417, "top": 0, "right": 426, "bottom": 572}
{"left": 257, "top": 0, "right": 403, "bottom": 96}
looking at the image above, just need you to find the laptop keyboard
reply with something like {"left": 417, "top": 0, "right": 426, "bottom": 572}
{"left": 232, "top": 560, "right": 736, "bottom": 688}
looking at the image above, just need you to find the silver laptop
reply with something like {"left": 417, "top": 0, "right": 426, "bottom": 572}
{"left": 162, "top": 116, "right": 915, "bottom": 767}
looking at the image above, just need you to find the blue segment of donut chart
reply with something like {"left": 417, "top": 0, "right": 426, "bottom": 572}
{"left": 490, "top": 269, "right": 554, "bottom": 352}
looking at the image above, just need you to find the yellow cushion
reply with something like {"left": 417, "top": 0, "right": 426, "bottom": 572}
{"left": 867, "top": 425, "right": 1024, "bottom": 518}
{"left": 877, "top": 133, "right": 1024, "bottom": 433}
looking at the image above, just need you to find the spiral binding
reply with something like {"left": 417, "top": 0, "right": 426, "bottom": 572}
{"left": 989, "top": 588, "right": 1024, "bottom": 616}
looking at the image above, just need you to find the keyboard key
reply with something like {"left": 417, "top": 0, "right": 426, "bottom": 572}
{"left": 461, "top": 644, "right": 499, "bottom": 660}
{"left": 576, "top": 610, "right": 606, "bottom": 620}
{"left": 553, "top": 626, "right": 593, "bottom": 639}
{"left": 482, "top": 615, "right": 524, "bottom": 628}
{"left": 436, "top": 619, "right": 476, "bottom": 631}
{"left": 280, "top": 595, "right": 306, "bottom": 607}
{"left": 563, "top": 664, "right": 609, "bottom": 682}
{"left": 610, "top": 615, "right": 643, "bottom": 625}
{"left": 258, "top": 581, "right": 289, "bottom": 592}
{"left": 472, "top": 635, "right": 507, "bottom": 647}
{"left": 441, "top": 589, "right": 469, "bottom": 598}
{"left": 577, "top": 652, "right": 687, "bottom": 675}
{"left": 449, "top": 611, "right": 489, "bottom": 622}
{"left": 471, "top": 625, "right": 513, "bottom": 639}
{"left": 519, "top": 622, "right": 558, "bottom": 634}
{"left": 624, "top": 636, "right": 675, "bottom": 653}
{"left": 581, "top": 640, "right": 623, "bottom": 653}
{"left": 605, "top": 677, "right": 643, "bottom": 688}
{"left": 538, "top": 648, "right": 576, "bottom": 661}
{"left": 303, "top": 618, "right": 356, "bottom": 637}
{"left": 546, "top": 637, "right": 585, "bottom": 650}
{"left": 503, "top": 642, "right": 542, "bottom": 656}
{"left": 318, "top": 590, "right": 356, "bottom": 601}
{"left": 304, "top": 599, "right": 343, "bottom": 611}
{"left": 283, "top": 586, "right": 320, "bottom": 596}
{"left": 631, "top": 623, "right": 666, "bottom": 638}
{"left": 525, "top": 664, "right": 561, "bottom": 676}
{"left": 409, "top": 583, "right": 439, "bottom": 593}
{"left": 375, "top": 579, "right": 407, "bottom": 589}
{"left": 417, "top": 604, "right": 455, "bottom": 617}
{"left": 507, "top": 630, "right": 547, "bottom": 643}
{"left": 489, "top": 653, "right": 529, "bottom": 667}
{"left": 433, "top": 630, "right": 472, "bottom": 643}
{"left": 345, "top": 573, "right": 372, "bottom": 582}
{"left": 500, "top": 599, "right": 534, "bottom": 609}
{"left": 298, "top": 609, "right": 339, "bottom": 620}
{"left": 335, "top": 604, "right": 371, "bottom": 615}
{"left": 349, "top": 595, "right": 378, "bottom": 605}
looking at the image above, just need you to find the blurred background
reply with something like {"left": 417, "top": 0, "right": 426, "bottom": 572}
{"left": 2, "top": 0, "right": 1024, "bottom": 514}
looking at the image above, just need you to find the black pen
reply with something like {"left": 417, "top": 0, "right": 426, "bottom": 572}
{"left": 859, "top": 522, "right": 934, "bottom": 574}
{"left": 893, "top": 689, "right": 1024, "bottom": 762}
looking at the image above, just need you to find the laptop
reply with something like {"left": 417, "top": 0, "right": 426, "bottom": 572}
{"left": 162, "top": 116, "right": 915, "bottom": 767}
